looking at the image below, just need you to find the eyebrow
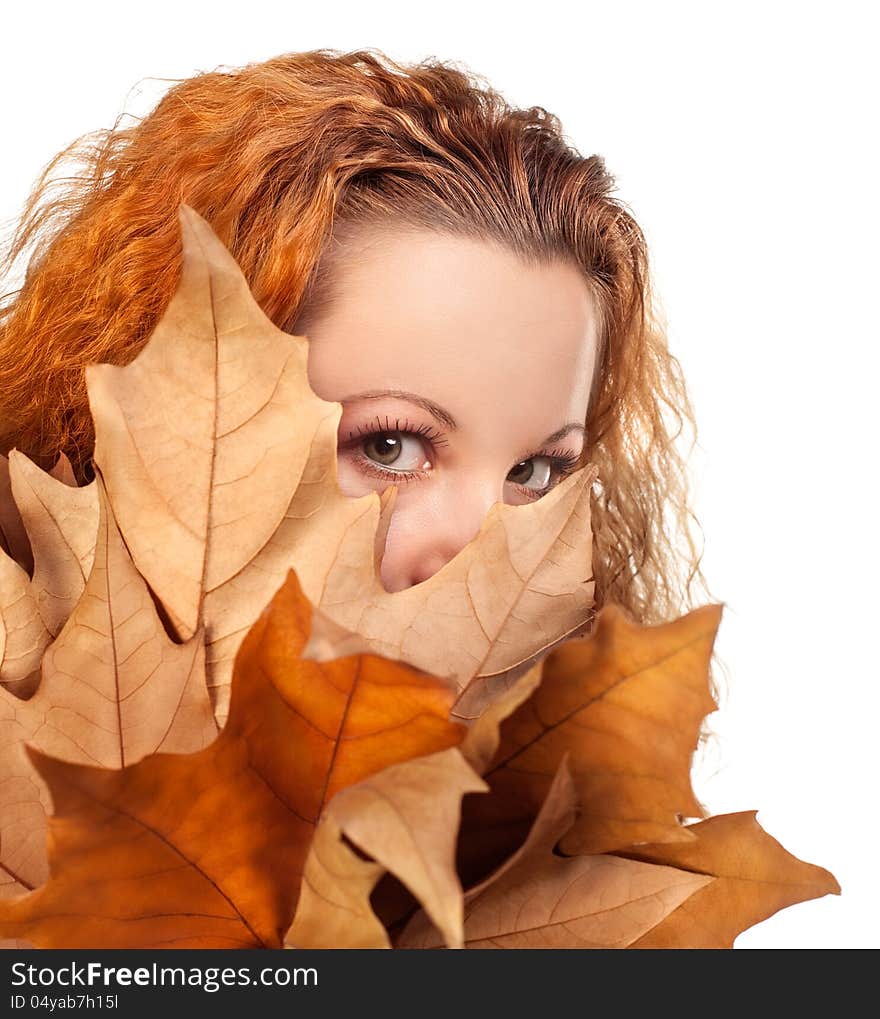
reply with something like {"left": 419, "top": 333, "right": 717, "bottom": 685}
{"left": 340, "top": 388, "right": 585, "bottom": 447}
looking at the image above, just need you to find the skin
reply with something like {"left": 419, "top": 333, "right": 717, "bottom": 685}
{"left": 299, "top": 228, "right": 600, "bottom": 593}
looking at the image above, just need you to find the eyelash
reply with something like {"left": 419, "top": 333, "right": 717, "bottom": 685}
{"left": 342, "top": 414, "right": 582, "bottom": 500}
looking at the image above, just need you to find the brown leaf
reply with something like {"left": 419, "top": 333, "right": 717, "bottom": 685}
{"left": 0, "top": 569, "right": 465, "bottom": 947}
{"left": 87, "top": 203, "right": 599, "bottom": 725}
{"left": 399, "top": 760, "right": 711, "bottom": 948}
{"left": 0, "top": 451, "right": 98, "bottom": 698}
{"left": 0, "top": 472, "right": 214, "bottom": 898}
{"left": 457, "top": 602, "right": 722, "bottom": 885}
{"left": 619, "top": 811, "right": 842, "bottom": 948}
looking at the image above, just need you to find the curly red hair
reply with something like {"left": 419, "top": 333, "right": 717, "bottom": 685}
{"left": 0, "top": 48, "right": 724, "bottom": 703}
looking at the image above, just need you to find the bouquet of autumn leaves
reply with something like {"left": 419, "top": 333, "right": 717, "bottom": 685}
{"left": 0, "top": 206, "right": 838, "bottom": 950}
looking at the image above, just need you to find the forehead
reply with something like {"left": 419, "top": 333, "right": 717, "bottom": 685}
{"left": 302, "top": 227, "right": 600, "bottom": 423}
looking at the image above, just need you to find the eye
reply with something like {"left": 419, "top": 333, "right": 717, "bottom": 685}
{"left": 340, "top": 414, "right": 447, "bottom": 486}
{"left": 507, "top": 456, "right": 553, "bottom": 491}
{"left": 506, "top": 448, "right": 584, "bottom": 501}
{"left": 362, "top": 431, "right": 429, "bottom": 472}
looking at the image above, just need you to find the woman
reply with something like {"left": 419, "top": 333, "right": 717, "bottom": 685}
{"left": 0, "top": 47, "right": 714, "bottom": 638}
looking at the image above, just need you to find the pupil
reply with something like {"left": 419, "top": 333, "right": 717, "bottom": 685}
{"left": 369, "top": 433, "right": 401, "bottom": 465}
{"left": 509, "top": 460, "right": 533, "bottom": 484}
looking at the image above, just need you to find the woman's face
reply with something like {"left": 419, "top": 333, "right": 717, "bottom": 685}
{"left": 301, "top": 228, "right": 600, "bottom": 593}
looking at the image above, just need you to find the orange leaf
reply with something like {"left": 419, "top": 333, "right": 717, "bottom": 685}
{"left": 0, "top": 569, "right": 465, "bottom": 948}
{"left": 400, "top": 760, "right": 711, "bottom": 948}
{"left": 619, "top": 811, "right": 842, "bottom": 948}
{"left": 457, "top": 602, "right": 722, "bottom": 887}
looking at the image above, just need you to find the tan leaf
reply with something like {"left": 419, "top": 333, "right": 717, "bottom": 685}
{"left": 47, "top": 452, "right": 78, "bottom": 488}
{"left": 0, "top": 451, "right": 99, "bottom": 698}
{"left": 0, "top": 448, "right": 71, "bottom": 571}
{"left": 0, "top": 472, "right": 214, "bottom": 898}
{"left": 87, "top": 204, "right": 599, "bottom": 725}
{"left": 459, "top": 660, "right": 545, "bottom": 774}
{"left": 302, "top": 461, "right": 599, "bottom": 705}
{"left": 399, "top": 760, "right": 711, "bottom": 948}
{"left": 9, "top": 450, "right": 98, "bottom": 638}
{"left": 284, "top": 814, "right": 389, "bottom": 950}
{"left": 0, "top": 550, "right": 43, "bottom": 698}
{"left": 364, "top": 661, "right": 546, "bottom": 943}
{"left": 86, "top": 204, "right": 374, "bottom": 726}
{"left": 621, "top": 811, "right": 842, "bottom": 948}
{"left": 315, "top": 747, "right": 487, "bottom": 949}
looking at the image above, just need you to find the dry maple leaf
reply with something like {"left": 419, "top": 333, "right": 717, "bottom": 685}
{"left": 0, "top": 472, "right": 215, "bottom": 905}
{"left": 398, "top": 759, "right": 712, "bottom": 948}
{"left": 0, "top": 451, "right": 98, "bottom": 698}
{"left": 84, "top": 203, "right": 599, "bottom": 725}
{"left": 284, "top": 813, "right": 391, "bottom": 949}
{"left": 0, "top": 451, "right": 77, "bottom": 573}
{"left": 0, "top": 569, "right": 467, "bottom": 948}
{"left": 616, "top": 811, "right": 842, "bottom": 948}
{"left": 453, "top": 601, "right": 722, "bottom": 890}
{"left": 287, "top": 747, "right": 486, "bottom": 949}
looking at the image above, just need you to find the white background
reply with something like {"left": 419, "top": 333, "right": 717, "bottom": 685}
{"left": 1, "top": 1, "right": 876, "bottom": 948}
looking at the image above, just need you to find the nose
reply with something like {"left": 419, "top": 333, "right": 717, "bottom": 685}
{"left": 378, "top": 475, "right": 502, "bottom": 592}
